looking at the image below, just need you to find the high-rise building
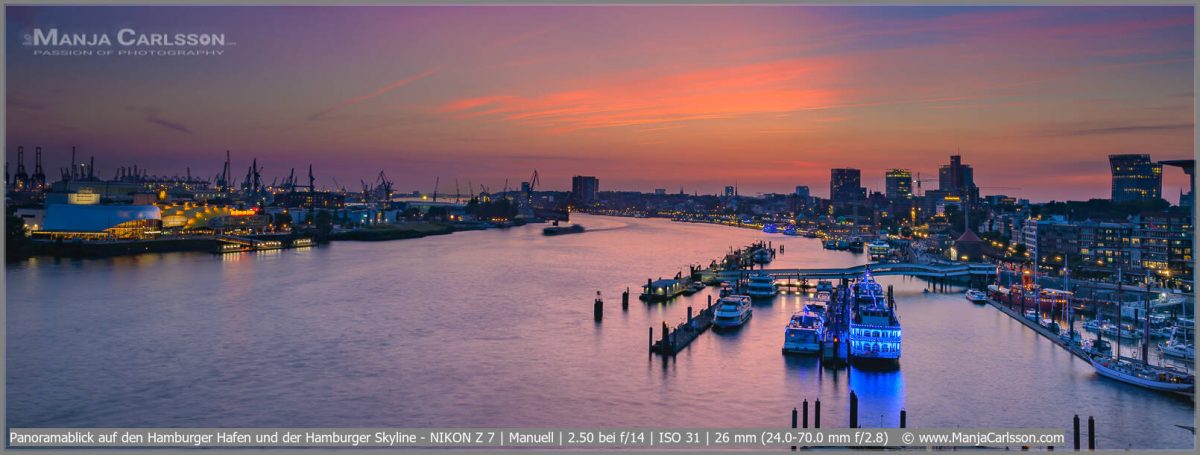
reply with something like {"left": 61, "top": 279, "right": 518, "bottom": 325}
{"left": 1109, "top": 154, "right": 1162, "bottom": 202}
{"left": 571, "top": 176, "right": 599, "bottom": 203}
{"left": 885, "top": 169, "right": 913, "bottom": 200}
{"left": 830, "top": 168, "right": 865, "bottom": 206}
{"left": 724, "top": 186, "right": 736, "bottom": 197}
{"left": 654, "top": 188, "right": 666, "bottom": 195}
{"left": 938, "top": 155, "right": 978, "bottom": 203}
{"left": 794, "top": 186, "right": 810, "bottom": 198}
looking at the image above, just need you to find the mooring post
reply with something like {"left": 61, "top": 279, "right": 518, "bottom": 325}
{"left": 661, "top": 321, "right": 669, "bottom": 351}
{"left": 791, "top": 407, "right": 798, "bottom": 452}
{"left": 687, "top": 306, "right": 693, "bottom": 324}
{"left": 708, "top": 294, "right": 713, "bottom": 309}
{"left": 849, "top": 391, "right": 858, "bottom": 428}
{"left": 899, "top": 409, "right": 906, "bottom": 428}
{"left": 1073, "top": 415, "right": 1080, "bottom": 451}
{"left": 648, "top": 327, "right": 653, "bottom": 351}
{"left": 594, "top": 291, "right": 603, "bottom": 321}
{"left": 814, "top": 398, "right": 821, "bottom": 428}
{"left": 1087, "top": 416, "right": 1095, "bottom": 450}
{"left": 622, "top": 288, "right": 629, "bottom": 310}
{"left": 802, "top": 399, "right": 809, "bottom": 428}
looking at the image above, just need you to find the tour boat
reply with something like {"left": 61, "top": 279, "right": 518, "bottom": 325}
{"left": 816, "top": 280, "right": 834, "bottom": 293}
{"left": 762, "top": 223, "right": 779, "bottom": 234}
{"left": 712, "top": 295, "right": 752, "bottom": 329}
{"left": 1091, "top": 356, "right": 1194, "bottom": 393}
{"left": 746, "top": 273, "right": 777, "bottom": 299}
{"left": 782, "top": 310, "right": 825, "bottom": 354}
{"left": 965, "top": 289, "right": 988, "bottom": 304}
{"left": 847, "top": 268, "right": 901, "bottom": 365}
{"left": 783, "top": 224, "right": 799, "bottom": 236}
{"left": 803, "top": 301, "right": 828, "bottom": 318}
{"left": 867, "top": 240, "right": 890, "bottom": 259}
{"left": 822, "top": 239, "right": 837, "bottom": 249}
{"left": 1159, "top": 342, "right": 1196, "bottom": 361}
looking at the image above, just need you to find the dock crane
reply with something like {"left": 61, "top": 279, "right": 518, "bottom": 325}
{"left": 433, "top": 176, "right": 439, "bottom": 202}
{"left": 525, "top": 169, "right": 540, "bottom": 205}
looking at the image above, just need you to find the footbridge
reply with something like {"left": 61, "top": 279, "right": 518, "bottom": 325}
{"left": 717, "top": 262, "right": 996, "bottom": 281}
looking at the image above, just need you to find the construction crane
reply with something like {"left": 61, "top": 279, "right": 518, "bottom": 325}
{"left": 525, "top": 169, "right": 540, "bottom": 205}
{"left": 914, "top": 172, "right": 937, "bottom": 197}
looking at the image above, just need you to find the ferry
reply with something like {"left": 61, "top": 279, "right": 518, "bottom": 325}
{"left": 543, "top": 223, "right": 584, "bottom": 236}
{"left": 965, "top": 289, "right": 988, "bottom": 304}
{"left": 746, "top": 273, "right": 777, "bottom": 299}
{"left": 712, "top": 295, "right": 752, "bottom": 329}
{"left": 1091, "top": 356, "right": 1194, "bottom": 393}
{"left": 847, "top": 268, "right": 901, "bottom": 365}
{"left": 782, "top": 310, "right": 825, "bottom": 354}
{"left": 867, "top": 240, "right": 890, "bottom": 259}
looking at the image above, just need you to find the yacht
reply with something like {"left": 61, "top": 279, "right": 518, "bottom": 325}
{"left": 746, "top": 273, "right": 777, "bottom": 299}
{"left": 1091, "top": 356, "right": 1194, "bottom": 393}
{"left": 847, "top": 268, "right": 901, "bottom": 365}
{"left": 965, "top": 289, "right": 988, "bottom": 304}
{"left": 712, "top": 295, "right": 752, "bottom": 329}
{"left": 783, "top": 310, "right": 825, "bottom": 354}
{"left": 803, "top": 301, "right": 828, "bottom": 319}
{"left": 1159, "top": 342, "right": 1196, "bottom": 361}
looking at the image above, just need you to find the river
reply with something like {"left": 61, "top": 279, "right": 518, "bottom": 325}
{"left": 5, "top": 214, "right": 1194, "bottom": 449}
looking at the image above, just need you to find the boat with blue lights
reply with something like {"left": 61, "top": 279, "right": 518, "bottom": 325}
{"left": 762, "top": 223, "right": 779, "bottom": 234}
{"left": 782, "top": 224, "right": 799, "bottom": 236}
{"left": 847, "top": 268, "right": 901, "bottom": 366}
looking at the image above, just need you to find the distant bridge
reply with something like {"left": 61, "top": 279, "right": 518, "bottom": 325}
{"left": 716, "top": 262, "right": 996, "bottom": 281}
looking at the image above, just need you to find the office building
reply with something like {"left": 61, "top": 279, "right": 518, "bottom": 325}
{"left": 1109, "top": 154, "right": 1162, "bottom": 202}
{"left": 885, "top": 169, "right": 913, "bottom": 200}
{"left": 571, "top": 176, "right": 599, "bottom": 203}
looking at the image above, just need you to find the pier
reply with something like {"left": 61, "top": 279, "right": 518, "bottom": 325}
{"left": 650, "top": 298, "right": 716, "bottom": 355}
{"left": 717, "top": 262, "right": 996, "bottom": 281}
{"left": 985, "top": 296, "right": 1092, "bottom": 361}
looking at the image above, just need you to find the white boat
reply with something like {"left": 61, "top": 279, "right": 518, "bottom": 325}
{"left": 1091, "top": 356, "right": 1194, "bottom": 393}
{"left": 746, "top": 273, "right": 777, "bottom": 298}
{"left": 712, "top": 295, "right": 752, "bottom": 329}
{"left": 965, "top": 289, "right": 988, "bottom": 304}
{"left": 1159, "top": 342, "right": 1196, "bottom": 361}
{"left": 803, "top": 301, "right": 828, "bottom": 318}
{"left": 867, "top": 240, "right": 890, "bottom": 260}
{"left": 782, "top": 310, "right": 825, "bottom": 354}
{"left": 815, "top": 280, "right": 834, "bottom": 293}
{"left": 848, "top": 268, "right": 901, "bottom": 364}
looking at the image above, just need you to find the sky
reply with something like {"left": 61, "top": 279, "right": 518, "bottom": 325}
{"left": 4, "top": 5, "right": 1195, "bottom": 202}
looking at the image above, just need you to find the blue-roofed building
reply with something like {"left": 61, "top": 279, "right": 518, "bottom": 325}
{"left": 35, "top": 204, "right": 162, "bottom": 240}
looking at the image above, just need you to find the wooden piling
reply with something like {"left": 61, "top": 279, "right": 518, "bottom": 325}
{"left": 849, "top": 391, "right": 858, "bottom": 428}
{"left": 594, "top": 291, "right": 603, "bottom": 321}
{"left": 814, "top": 398, "right": 821, "bottom": 428}
{"left": 802, "top": 399, "right": 809, "bottom": 428}
{"left": 1073, "top": 415, "right": 1080, "bottom": 450}
{"left": 1087, "top": 416, "right": 1095, "bottom": 450}
{"left": 622, "top": 288, "right": 629, "bottom": 310}
{"left": 791, "top": 407, "right": 798, "bottom": 451}
{"left": 899, "top": 409, "right": 906, "bottom": 428}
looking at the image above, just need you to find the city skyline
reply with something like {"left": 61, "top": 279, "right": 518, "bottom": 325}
{"left": 5, "top": 5, "right": 1195, "bottom": 201}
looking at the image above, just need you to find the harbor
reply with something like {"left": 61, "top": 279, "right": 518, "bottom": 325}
{"left": 6, "top": 214, "right": 1195, "bottom": 449}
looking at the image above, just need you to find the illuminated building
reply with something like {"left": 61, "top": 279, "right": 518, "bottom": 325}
{"left": 1108, "top": 154, "right": 1162, "bottom": 202}
{"left": 937, "top": 155, "right": 978, "bottom": 204}
{"left": 830, "top": 168, "right": 865, "bottom": 207}
{"left": 34, "top": 204, "right": 162, "bottom": 240}
{"left": 885, "top": 168, "right": 913, "bottom": 200}
{"left": 571, "top": 176, "right": 599, "bottom": 203}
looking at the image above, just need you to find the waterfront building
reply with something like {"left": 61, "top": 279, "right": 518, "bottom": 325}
{"left": 571, "top": 176, "right": 599, "bottom": 204}
{"left": 273, "top": 190, "right": 346, "bottom": 209}
{"left": 1134, "top": 212, "right": 1193, "bottom": 287}
{"left": 1160, "top": 159, "right": 1194, "bottom": 208}
{"left": 794, "top": 185, "right": 810, "bottom": 198}
{"left": 1021, "top": 215, "right": 1078, "bottom": 266}
{"left": 938, "top": 155, "right": 979, "bottom": 204}
{"left": 885, "top": 168, "right": 913, "bottom": 200}
{"left": 1077, "top": 221, "right": 1137, "bottom": 274}
{"left": 1109, "top": 154, "right": 1162, "bottom": 202}
{"left": 34, "top": 204, "right": 162, "bottom": 240}
{"left": 830, "top": 168, "right": 865, "bottom": 207}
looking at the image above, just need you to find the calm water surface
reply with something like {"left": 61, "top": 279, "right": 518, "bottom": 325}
{"left": 6, "top": 214, "right": 1194, "bottom": 449}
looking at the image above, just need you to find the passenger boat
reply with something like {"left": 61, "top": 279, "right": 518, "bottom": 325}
{"left": 1091, "top": 356, "right": 1194, "bottom": 393}
{"left": 848, "top": 239, "right": 865, "bottom": 253}
{"left": 847, "top": 268, "right": 901, "bottom": 365}
{"left": 543, "top": 223, "right": 584, "bottom": 236}
{"left": 867, "top": 240, "right": 890, "bottom": 259}
{"left": 803, "top": 301, "right": 828, "bottom": 318}
{"left": 783, "top": 310, "right": 825, "bottom": 354}
{"left": 965, "top": 289, "right": 988, "bottom": 304}
{"left": 816, "top": 280, "right": 834, "bottom": 293}
{"left": 762, "top": 223, "right": 779, "bottom": 234}
{"left": 1159, "top": 342, "right": 1196, "bottom": 361}
{"left": 712, "top": 295, "right": 752, "bottom": 329}
{"left": 835, "top": 239, "right": 849, "bottom": 250}
{"left": 746, "top": 273, "right": 777, "bottom": 299}
{"left": 782, "top": 224, "right": 799, "bottom": 236}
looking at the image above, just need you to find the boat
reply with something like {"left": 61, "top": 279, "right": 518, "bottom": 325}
{"left": 803, "top": 301, "right": 828, "bottom": 318}
{"left": 712, "top": 295, "right": 752, "bottom": 329}
{"left": 782, "top": 224, "right": 799, "bottom": 236}
{"left": 782, "top": 310, "right": 825, "bottom": 354}
{"left": 965, "top": 289, "right": 988, "bottom": 304}
{"left": 1090, "top": 356, "right": 1194, "bottom": 393}
{"left": 543, "top": 223, "right": 584, "bottom": 236}
{"left": 847, "top": 268, "right": 901, "bottom": 365}
{"left": 746, "top": 273, "right": 777, "bottom": 299}
{"left": 1159, "top": 342, "right": 1196, "bottom": 361}
{"left": 1082, "top": 339, "right": 1112, "bottom": 357}
{"left": 848, "top": 239, "right": 865, "bottom": 253}
{"left": 867, "top": 240, "right": 890, "bottom": 259}
{"left": 815, "top": 280, "right": 834, "bottom": 293}
{"left": 762, "top": 223, "right": 779, "bottom": 234}
{"left": 1043, "top": 320, "right": 1062, "bottom": 334}
{"left": 1024, "top": 309, "right": 1038, "bottom": 322}
{"left": 681, "top": 281, "right": 706, "bottom": 296}
{"left": 752, "top": 248, "right": 773, "bottom": 264}
{"left": 835, "top": 238, "right": 849, "bottom": 250}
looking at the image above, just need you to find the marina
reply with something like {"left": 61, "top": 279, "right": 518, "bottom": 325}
{"left": 6, "top": 215, "right": 1195, "bottom": 449}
